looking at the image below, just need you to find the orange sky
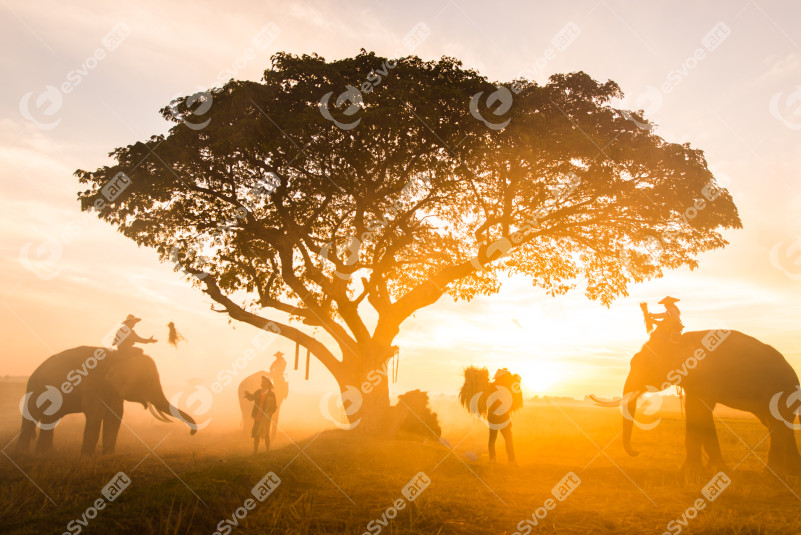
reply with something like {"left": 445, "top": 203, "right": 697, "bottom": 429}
{"left": 2, "top": 0, "right": 801, "bottom": 403}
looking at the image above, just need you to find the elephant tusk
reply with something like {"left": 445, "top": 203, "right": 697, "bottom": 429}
{"left": 157, "top": 408, "right": 175, "bottom": 423}
{"left": 147, "top": 403, "right": 172, "bottom": 423}
{"left": 589, "top": 394, "right": 623, "bottom": 407}
{"left": 163, "top": 402, "right": 199, "bottom": 434}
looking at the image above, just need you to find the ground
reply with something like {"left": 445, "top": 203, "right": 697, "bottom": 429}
{"left": 2, "top": 382, "right": 801, "bottom": 534}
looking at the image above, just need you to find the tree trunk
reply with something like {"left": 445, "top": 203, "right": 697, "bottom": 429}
{"left": 334, "top": 344, "right": 394, "bottom": 434}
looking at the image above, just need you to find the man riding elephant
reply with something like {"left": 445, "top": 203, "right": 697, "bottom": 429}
{"left": 112, "top": 314, "right": 157, "bottom": 355}
{"left": 643, "top": 296, "right": 683, "bottom": 342}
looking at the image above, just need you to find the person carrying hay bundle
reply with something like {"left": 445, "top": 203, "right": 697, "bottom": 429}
{"left": 459, "top": 366, "right": 523, "bottom": 463}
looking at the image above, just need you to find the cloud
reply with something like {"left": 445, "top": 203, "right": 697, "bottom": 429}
{"left": 757, "top": 53, "right": 801, "bottom": 82}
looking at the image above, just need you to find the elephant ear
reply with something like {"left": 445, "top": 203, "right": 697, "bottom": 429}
{"left": 104, "top": 355, "right": 151, "bottom": 406}
{"left": 103, "top": 362, "right": 131, "bottom": 398}
{"left": 637, "top": 339, "right": 685, "bottom": 388}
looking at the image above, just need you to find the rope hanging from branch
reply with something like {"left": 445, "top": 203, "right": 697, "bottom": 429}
{"left": 294, "top": 341, "right": 299, "bottom": 370}
{"left": 304, "top": 328, "right": 318, "bottom": 381}
{"left": 392, "top": 345, "right": 399, "bottom": 383}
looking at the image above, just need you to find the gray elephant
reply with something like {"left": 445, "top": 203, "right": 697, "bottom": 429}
{"left": 592, "top": 330, "right": 801, "bottom": 475}
{"left": 17, "top": 346, "right": 197, "bottom": 455}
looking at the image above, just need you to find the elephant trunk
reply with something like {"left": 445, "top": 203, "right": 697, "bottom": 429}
{"left": 152, "top": 393, "right": 198, "bottom": 435}
{"left": 621, "top": 377, "right": 641, "bottom": 457}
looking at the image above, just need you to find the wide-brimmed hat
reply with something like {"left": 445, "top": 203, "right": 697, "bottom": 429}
{"left": 658, "top": 296, "right": 680, "bottom": 305}
{"left": 123, "top": 314, "right": 141, "bottom": 324}
{"left": 261, "top": 376, "right": 274, "bottom": 387}
{"left": 274, "top": 351, "right": 285, "bottom": 358}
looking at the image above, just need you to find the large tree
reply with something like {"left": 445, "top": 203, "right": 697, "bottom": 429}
{"left": 76, "top": 51, "right": 740, "bottom": 428}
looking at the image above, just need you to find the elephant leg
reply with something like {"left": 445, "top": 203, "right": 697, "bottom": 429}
{"left": 36, "top": 427, "right": 54, "bottom": 454}
{"left": 16, "top": 418, "right": 36, "bottom": 454}
{"left": 101, "top": 398, "right": 124, "bottom": 455}
{"left": 683, "top": 396, "right": 706, "bottom": 475}
{"left": 81, "top": 410, "right": 103, "bottom": 456}
{"left": 771, "top": 426, "right": 800, "bottom": 476}
{"left": 755, "top": 413, "right": 783, "bottom": 472}
{"left": 758, "top": 409, "right": 801, "bottom": 476}
{"left": 782, "top": 424, "right": 801, "bottom": 475}
{"left": 697, "top": 401, "right": 728, "bottom": 472}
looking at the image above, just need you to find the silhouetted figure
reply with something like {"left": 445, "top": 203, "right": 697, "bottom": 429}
{"left": 243, "top": 376, "right": 277, "bottom": 453}
{"left": 268, "top": 351, "right": 289, "bottom": 440}
{"left": 238, "top": 371, "right": 266, "bottom": 432}
{"left": 113, "top": 314, "right": 156, "bottom": 355}
{"left": 167, "top": 321, "right": 186, "bottom": 348}
{"left": 644, "top": 296, "right": 683, "bottom": 342}
{"left": 488, "top": 369, "right": 520, "bottom": 464}
{"left": 459, "top": 366, "right": 523, "bottom": 464}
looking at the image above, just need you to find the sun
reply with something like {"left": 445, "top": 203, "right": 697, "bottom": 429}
{"left": 514, "top": 358, "right": 566, "bottom": 395}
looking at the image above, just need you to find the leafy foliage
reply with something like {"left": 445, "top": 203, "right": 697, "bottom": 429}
{"left": 76, "top": 50, "right": 740, "bottom": 382}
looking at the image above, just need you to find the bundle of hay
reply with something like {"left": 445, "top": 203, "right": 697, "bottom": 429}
{"left": 167, "top": 322, "right": 187, "bottom": 348}
{"left": 386, "top": 389, "right": 441, "bottom": 440}
{"left": 459, "top": 366, "right": 491, "bottom": 418}
{"left": 492, "top": 368, "right": 524, "bottom": 414}
{"left": 459, "top": 366, "right": 523, "bottom": 421}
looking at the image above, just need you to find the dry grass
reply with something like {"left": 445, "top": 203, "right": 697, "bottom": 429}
{"left": 1, "top": 393, "right": 801, "bottom": 534}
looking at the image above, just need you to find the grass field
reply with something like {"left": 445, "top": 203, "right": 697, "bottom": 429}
{"left": 2, "top": 382, "right": 801, "bottom": 535}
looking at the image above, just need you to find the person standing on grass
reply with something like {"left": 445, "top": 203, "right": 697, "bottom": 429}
{"left": 459, "top": 366, "right": 523, "bottom": 464}
{"left": 243, "top": 376, "right": 277, "bottom": 453}
{"left": 487, "top": 368, "right": 521, "bottom": 464}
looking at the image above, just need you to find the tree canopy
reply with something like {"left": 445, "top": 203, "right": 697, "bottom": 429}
{"left": 76, "top": 50, "right": 740, "bottom": 414}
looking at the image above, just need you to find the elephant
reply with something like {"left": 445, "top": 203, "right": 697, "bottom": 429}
{"left": 238, "top": 371, "right": 268, "bottom": 432}
{"left": 17, "top": 346, "right": 197, "bottom": 455}
{"left": 591, "top": 330, "right": 801, "bottom": 476}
